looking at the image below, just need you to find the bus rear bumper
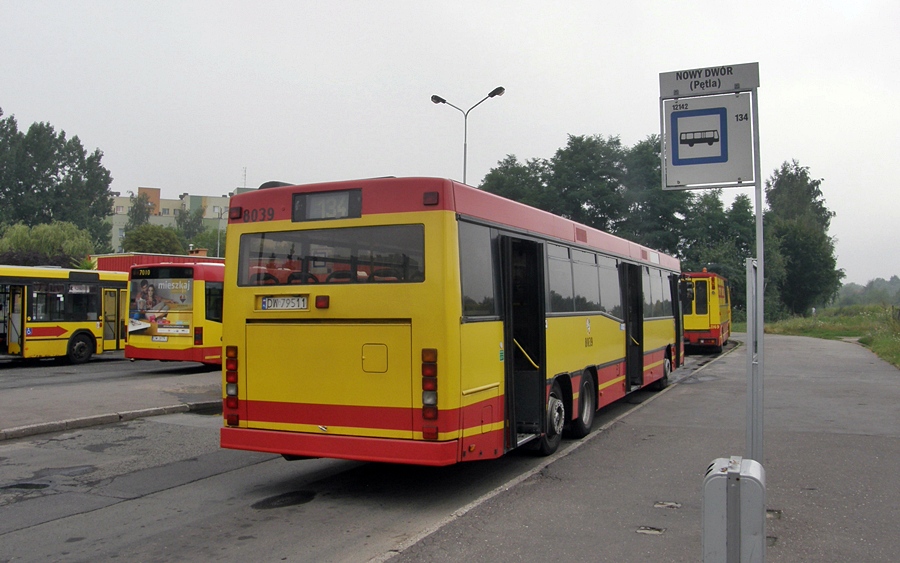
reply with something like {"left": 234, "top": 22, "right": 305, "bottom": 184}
{"left": 684, "top": 328, "right": 722, "bottom": 347}
{"left": 220, "top": 427, "right": 462, "bottom": 467}
{"left": 125, "top": 345, "right": 222, "bottom": 364}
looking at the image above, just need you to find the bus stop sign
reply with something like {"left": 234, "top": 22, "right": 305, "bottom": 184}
{"left": 659, "top": 63, "right": 759, "bottom": 190}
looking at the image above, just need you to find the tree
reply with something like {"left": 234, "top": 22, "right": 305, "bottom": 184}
{"left": 680, "top": 189, "right": 729, "bottom": 265}
{"left": 548, "top": 135, "right": 628, "bottom": 232}
{"left": 765, "top": 160, "right": 844, "bottom": 315}
{"left": 0, "top": 108, "right": 114, "bottom": 249}
{"left": 175, "top": 206, "right": 206, "bottom": 242}
{"left": 480, "top": 136, "right": 841, "bottom": 319}
{"left": 838, "top": 277, "right": 900, "bottom": 306}
{"left": 0, "top": 221, "right": 94, "bottom": 266}
{"left": 480, "top": 155, "right": 553, "bottom": 210}
{"left": 766, "top": 160, "right": 834, "bottom": 230}
{"left": 126, "top": 191, "right": 154, "bottom": 232}
{"left": 121, "top": 224, "right": 185, "bottom": 254}
{"left": 481, "top": 136, "right": 627, "bottom": 232}
{"left": 772, "top": 219, "right": 842, "bottom": 315}
{"left": 191, "top": 227, "right": 226, "bottom": 258}
{"left": 618, "top": 135, "right": 691, "bottom": 255}
{"left": 661, "top": 186, "right": 760, "bottom": 315}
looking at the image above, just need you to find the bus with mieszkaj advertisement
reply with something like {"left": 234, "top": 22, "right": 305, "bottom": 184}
{"left": 126, "top": 262, "right": 225, "bottom": 365}
{"left": 220, "top": 177, "right": 684, "bottom": 466}
{"left": 682, "top": 269, "right": 731, "bottom": 353}
{"left": 0, "top": 265, "right": 128, "bottom": 363}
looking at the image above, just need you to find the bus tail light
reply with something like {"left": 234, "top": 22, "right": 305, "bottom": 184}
{"left": 224, "top": 345, "right": 239, "bottom": 426}
{"left": 421, "top": 349, "right": 438, "bottom": 429}
{"left": 194, "top": 326, "right": 203, "bottom": 345}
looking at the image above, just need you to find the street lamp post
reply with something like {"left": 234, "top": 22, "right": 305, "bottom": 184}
{"left": 431, "top": 86, "right": 505, "bottom": 185}
{"left": 216, "top": 194, "right": 229, "bottom": 258}
{"left": 215, "top": 210, "right": 224, "bottom": 258}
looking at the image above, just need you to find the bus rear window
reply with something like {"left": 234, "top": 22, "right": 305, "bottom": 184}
{"left": 238, "top": 225, "right": 425, "bottom": 285}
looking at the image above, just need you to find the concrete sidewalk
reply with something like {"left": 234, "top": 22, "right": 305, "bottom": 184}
{"left": 390, "top": 335, "right": 900, "bottom": 563}
{"left": 0, "top": 358, "right": 221, "bottom": 441}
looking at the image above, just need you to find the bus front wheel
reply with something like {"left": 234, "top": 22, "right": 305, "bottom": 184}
{"left": 537, "top": 380, "right": 565, "bottom": 455}
{"left": 67, "top": 334, "right": 94, "bottom": 364}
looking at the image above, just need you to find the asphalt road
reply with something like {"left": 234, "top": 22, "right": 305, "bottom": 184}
{"left": 0, "top": 361, "right": 668, "bottom": 562}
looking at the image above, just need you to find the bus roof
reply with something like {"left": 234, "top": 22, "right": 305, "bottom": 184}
{"left": 682, "top": 270, "right": 727, "bottom": 280}
{"left": 92, "top": 252, "right": 224, "bottom": 272}
{"left": 0, "top": 265, "right": 128, "bottom": 283}
{"left": 229, "top": 177, "right": 680, "bottom": 272}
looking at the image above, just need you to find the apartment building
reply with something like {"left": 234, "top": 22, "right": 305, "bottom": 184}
{"left": 107, "top": 187, "right": 236, "bottom": 253}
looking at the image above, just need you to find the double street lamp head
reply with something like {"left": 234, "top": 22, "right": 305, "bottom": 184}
{"left": 430, "top": 87, "right": 505, "bottom": 107}
{"left": 430, "top": 86, "right": 506, "bottom": 184}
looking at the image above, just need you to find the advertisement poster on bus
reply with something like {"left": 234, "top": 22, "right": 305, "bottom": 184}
{"left": 128, "top": 277, "right": 193, "bottom": 335}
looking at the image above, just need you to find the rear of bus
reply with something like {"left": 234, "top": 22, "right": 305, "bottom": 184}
{"left": 683, "top": 271, "right": 730, "bottom": 352}
{"left": 220, "top": 178, "right": 465, "bottom": 466}
{"left": 126, "top": 263, "right": 224, "bottom": 364}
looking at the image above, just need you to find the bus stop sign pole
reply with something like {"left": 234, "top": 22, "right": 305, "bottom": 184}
{"left": 660, "top": 62, "right": 765, "bottom": 562}
{"left": 748, "top": 81, "right": 765, "bottom": 463}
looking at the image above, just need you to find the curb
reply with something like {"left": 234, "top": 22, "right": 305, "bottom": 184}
{"left": 0, "top": 400, "right": 222, "bottom": 442}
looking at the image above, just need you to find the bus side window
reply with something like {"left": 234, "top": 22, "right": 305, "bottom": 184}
{"left": 206, "top": 282, "right": 224, "bottom": 323}
{"left": 680, "top": 281, "right": 694, "bottom": 311}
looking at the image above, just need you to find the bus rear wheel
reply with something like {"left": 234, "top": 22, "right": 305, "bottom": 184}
{"left": 568, "top": 371, "right": 595, "bottom": 438}
{"left": 67, "top": 334, "right": 94, "bottom": 364}
{"left": 537, "top": 380, "right": 565, "bottom": 455}
{"left": 650, "top": 357, "right": 671, "bottom": 391}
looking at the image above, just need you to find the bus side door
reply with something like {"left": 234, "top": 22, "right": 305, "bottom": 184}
{"left": 500, "top": 236, "right": 546, "bottom": 448}
{"left": 7, "top": 286, "right": 24, "bottom": 355}
{"left": 102, "top": 289, "right": 121, "bottom": 351}
{"left": 620, "top": 263, "right": 644, "bottom": 390}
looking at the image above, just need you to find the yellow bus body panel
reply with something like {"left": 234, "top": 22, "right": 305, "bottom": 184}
{"left": 546, "top": 314, "right": 623, "bottom": 379}
{"left": 23, "top": 323, "right": 102, "bottom": 359}
{"left": 225, "top": 210, "right": 458, "bottom": 443}
{"left": 459, "top": 320, "right": 505, "bottom": 438}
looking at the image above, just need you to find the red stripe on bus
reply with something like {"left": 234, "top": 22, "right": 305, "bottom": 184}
{"left": 247, "top": 400, "right": 422, "bottom": 432}
{"left": 244, "top": 393, "right": 507, "bottom": 436}
{"left": 221, "top": 427, "right": 462, "bottom": 466}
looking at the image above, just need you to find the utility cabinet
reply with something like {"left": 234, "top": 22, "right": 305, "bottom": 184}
{"left": 702, "top": 456, "right": 766, "bottom": 563}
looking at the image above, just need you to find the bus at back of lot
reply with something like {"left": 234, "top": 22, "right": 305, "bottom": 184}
{"left": 682, "top": 269, "right": 731, "bottom": 353}
{"left": 126, "top": 262, "right": 224, "bottom": 365}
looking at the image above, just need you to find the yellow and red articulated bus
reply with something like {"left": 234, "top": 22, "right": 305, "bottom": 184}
{"left": 682, "top": 270, "right": 731, "bottom": 353}
{"left": 126, "top": 262, "right": 224, "bottom": 365}
{"left": 220, "top": 177, "right": 684, "bottom": 466}
{"left": 0, "top": 265, "right": 128, "bottom": 364}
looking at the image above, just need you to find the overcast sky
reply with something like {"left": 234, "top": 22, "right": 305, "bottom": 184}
{"left": 3, "top": 1, "right": 897, "bottom": 284}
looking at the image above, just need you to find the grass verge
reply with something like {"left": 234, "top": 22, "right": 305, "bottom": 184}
{"left": 762, "top": 305, "right": 900, "bottom": 368}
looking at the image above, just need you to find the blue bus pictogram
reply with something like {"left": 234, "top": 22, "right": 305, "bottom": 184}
{"left": 671, "top": 107, "right": 728, "bottom": 166}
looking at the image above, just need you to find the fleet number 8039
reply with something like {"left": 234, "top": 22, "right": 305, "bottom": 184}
{"left": 261, "top": 296, "right": 308, "bottom": 310}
